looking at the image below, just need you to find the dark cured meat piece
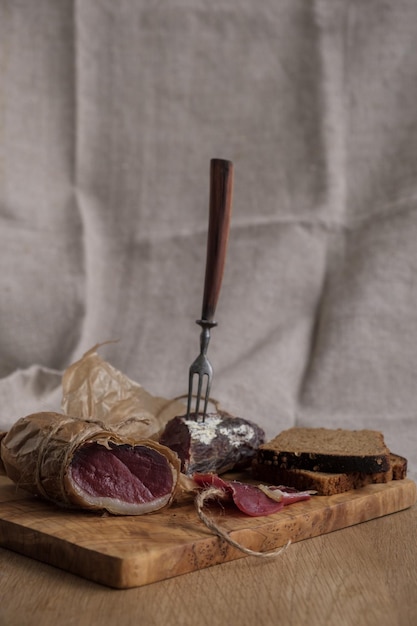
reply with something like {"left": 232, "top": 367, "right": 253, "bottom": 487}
{"left": 159, "top": 413, "right": 265, "bottom": 476}
{"left": 69, "top": 442, "right": 175, "bottom": 513}
{"left": 193, "top": 473, "right": 312, "bottom": 517}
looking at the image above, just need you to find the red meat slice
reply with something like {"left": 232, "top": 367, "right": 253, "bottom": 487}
{"left": 193, "top": 473, "right": 311, "bottom": 517}
{"left": 228, "top": 481, "right": 285, "bottom": 516}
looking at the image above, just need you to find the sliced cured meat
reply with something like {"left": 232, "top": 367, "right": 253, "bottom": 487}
{"left": 68, "top": 442, "right": 176, "bottom": 515}
{"left": 193, "top": 473, "right": 312, "bottom": 517}
{"left": 159, "top": 412, "right": 265, "bottom": 476}
{"left": 193, "top": 473, "right": 283, "bottom": 515}
{"left": 228, "top": 481, "right": 285, "bottom": 516}
{"left": 193, "top": 473, "right": 230, "bottom": 490}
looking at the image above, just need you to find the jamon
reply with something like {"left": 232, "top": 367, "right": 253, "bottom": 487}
{"left": 159, "top": 412, "right": 265, "bottom": 476}
{"left": 0, "top": 412, "right": 180, "bottom": 515}
{"left": 193, "top": 473, "right": 312, "bottom": 517}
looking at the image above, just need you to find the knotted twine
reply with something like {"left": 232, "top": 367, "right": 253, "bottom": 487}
{"left": 195, "top": 486, "right": 291, "bottom": 558}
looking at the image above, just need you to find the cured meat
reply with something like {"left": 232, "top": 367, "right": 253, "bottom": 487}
{"left": 159, "top": 412, "right": 265, "bottom": 476}
{"left": 68, "top": 442, "right": 177, "bottom": 515}
{"left": 193, "top": 473, "right": 312, "bottom": 517}
{"left": 0, "top": 412, "right": 180, "bottom": 515}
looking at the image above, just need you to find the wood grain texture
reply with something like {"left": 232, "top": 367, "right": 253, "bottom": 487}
{"left": 0, "top": 475, "right": 415, "bottom": 590}
{"left": 1, "top": 500, "right": 417, "bottom": 626}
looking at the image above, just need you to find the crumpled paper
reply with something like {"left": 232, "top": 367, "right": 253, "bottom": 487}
{"left": 0, "top": 344, "right": 188, "bottom": 477}
{"left": 61, "top": 344, "right": 187, "bottom": 438}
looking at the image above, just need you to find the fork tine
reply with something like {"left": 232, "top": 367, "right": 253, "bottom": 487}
{"left": 195, "top": 375, "right": 203, "bottom": 417}
{"left": 186, "top": 375, "right": 193, "bottom": 416}
{"left": 187, "top": 350, "right": 213, "bottom": 419}
{"left": 202, "top": 375, "right": 212, "bottom": 417}
{"left": 187, "top": 373, "right": 211, "bottom": 421}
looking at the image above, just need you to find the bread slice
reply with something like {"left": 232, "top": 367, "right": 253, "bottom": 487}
{"left": 390, "top": 452, "right": 408, "bottom": 480}
{"left": 256, "top": 427, "right": 391, "bottom": 474}
{"left": 252, "top": 453, "right": 407, "bottom": 496}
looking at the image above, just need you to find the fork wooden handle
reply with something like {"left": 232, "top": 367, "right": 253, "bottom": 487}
{"left": 201, "top": 158, "right": 234, "bottom": 323}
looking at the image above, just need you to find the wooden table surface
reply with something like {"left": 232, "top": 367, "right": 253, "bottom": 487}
{"left": 1, "top": 500, "right": 416, "bottom": 626}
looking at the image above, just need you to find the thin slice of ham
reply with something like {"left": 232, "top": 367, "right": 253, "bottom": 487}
{"left": 193, "top": 473, "right": 312, "bottom": 517}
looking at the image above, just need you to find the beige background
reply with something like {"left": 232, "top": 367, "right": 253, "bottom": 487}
{"left": 0, "top": 0, "right": 416, "bottom": 479}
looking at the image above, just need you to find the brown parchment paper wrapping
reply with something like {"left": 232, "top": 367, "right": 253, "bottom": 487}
{"left": 61, "top": 344, "right": 187, "bottom": 437}
{"left": 0, "top": 411, "right": 181, "bottom": 511}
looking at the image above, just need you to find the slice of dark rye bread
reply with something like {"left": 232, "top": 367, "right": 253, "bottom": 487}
{"left": 255, "top": 427, "right": 391, "bottom": 474}
{"left": 252, "top": 453, "right": 408, "bottom": 496}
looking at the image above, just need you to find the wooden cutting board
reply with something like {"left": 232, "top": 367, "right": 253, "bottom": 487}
{"left": 0, "top": 475, "right": 415, "bottom": 589}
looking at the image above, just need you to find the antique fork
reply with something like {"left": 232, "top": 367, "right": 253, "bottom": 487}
{"left": 186, "top": 158, "right": 234, "bottom": 421}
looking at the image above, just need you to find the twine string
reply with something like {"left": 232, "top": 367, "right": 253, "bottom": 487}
{"left": 34, "top": 415, "right": 117, "bottom": 506}
{"left": 195, "top": 487, "right": 291, "bottom": 559}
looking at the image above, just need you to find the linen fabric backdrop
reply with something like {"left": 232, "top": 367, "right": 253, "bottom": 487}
{"left": 1, "top": 0, "right": 416, "bottom": 480}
